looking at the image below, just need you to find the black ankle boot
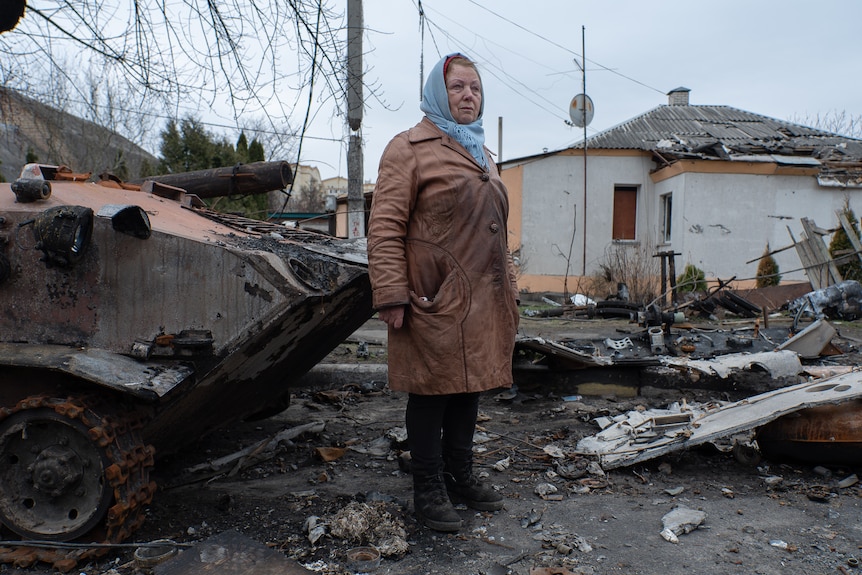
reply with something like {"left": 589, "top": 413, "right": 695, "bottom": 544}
{"left": 413, "top": 474, "right": 463, "bottom": 532}
{"left": 444, "top": 465, "right": 504, "bottom": 511}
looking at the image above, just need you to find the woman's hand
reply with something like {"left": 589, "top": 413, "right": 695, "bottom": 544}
{"left": 378, "top": 305, "right": 406, "bottom": 329}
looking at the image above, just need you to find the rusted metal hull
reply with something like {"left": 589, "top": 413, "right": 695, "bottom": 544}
{"left": 756, "top": 399, "right": 862, "bottom": 464}
{"left": 0, "top": 177, "right": 373, "bottom": 453}
{"left": 0, "top": 165, "right": 371, "bottom": 558}
{"left": 136, "top": 160, "right": 293, "bottom": 198}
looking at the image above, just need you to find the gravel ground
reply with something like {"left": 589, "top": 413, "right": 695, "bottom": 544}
{"left": 4, "top": 315, "right": 862, "bottom": 575}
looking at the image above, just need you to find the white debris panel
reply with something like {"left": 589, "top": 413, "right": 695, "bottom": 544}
{"left": 662, "top": 349, "right": 802, "bottom": 379}
{"left": 576, "top": 369, "right": 862, "bottom": 469}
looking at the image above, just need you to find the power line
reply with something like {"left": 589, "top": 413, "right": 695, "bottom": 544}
{"left": 461, "top": 0, "right": 666, "bottom": 96}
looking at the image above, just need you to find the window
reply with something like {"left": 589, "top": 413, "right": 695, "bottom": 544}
{"left": 660, "top": 193, "right": 672, "bottom": 243}
{"left": 612, "top": 185, "right": 638, "bottom": 240}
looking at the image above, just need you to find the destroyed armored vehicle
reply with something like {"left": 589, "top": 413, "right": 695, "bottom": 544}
{"left": 0, "top": 162, "right": 372, "bottom": 562}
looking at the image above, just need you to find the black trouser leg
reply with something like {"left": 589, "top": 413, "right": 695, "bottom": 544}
{"left": 441, "top": 392, "right": 480, "bottom": 471}
{"left": 406, "top": 392, "right": 479, "bottom": 476}
{"left": 406, "top": 393, "right": 447, "bottom": 478}
{"left": 405, "top": 393, "right": 464, "bottom": 531}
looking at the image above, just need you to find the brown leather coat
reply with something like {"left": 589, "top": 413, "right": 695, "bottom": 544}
{"left": 367, "top": 118, "right": 520, "bottom": 395}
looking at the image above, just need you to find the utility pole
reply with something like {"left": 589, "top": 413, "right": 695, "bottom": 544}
{"left": 347, "top": 0, "right": 365, "bottom": 238}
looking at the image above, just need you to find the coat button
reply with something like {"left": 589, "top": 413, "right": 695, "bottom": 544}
{"left": 489, "top": 222, "right": 499, "bottom": 233}
{"left": 480, "top": 173, "right": 490, "bottom": 182}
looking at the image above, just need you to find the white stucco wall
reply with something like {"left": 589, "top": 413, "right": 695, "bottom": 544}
{"left": 667, "top": 171, "right": 860, "bottom": 282}
{"left": 513, "top": 153, "right": 862, "bottom": 285}
{"left": 518, "top": 153, "right": 656, "bottom": 279}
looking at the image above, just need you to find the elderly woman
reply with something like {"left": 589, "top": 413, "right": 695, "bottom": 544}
{"left": 367, "top": 53, "right": 520, "bottom": 532}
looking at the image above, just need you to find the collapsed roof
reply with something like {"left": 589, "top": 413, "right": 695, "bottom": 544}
{"left": 572, "top": 88, "right": 862, "bottom": 187}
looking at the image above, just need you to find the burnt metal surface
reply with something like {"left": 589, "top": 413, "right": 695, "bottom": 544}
{"left": 0, "top": 395, "right": 155, "bottom": 569}
{"left": 136, "top": 161, "right": 292, "bottom": 199}
{"left": 0, "top": 169, "right": 372, "bottom": 549}
{"left": 0, "top": 344, "right": 192, "bottom": 399}
{"left": 756, "top": 399, "right": 862, "bottom": 464}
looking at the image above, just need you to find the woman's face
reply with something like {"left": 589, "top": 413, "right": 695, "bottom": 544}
{"left": 446, "top": 63, "right": 482, "bottom": 124}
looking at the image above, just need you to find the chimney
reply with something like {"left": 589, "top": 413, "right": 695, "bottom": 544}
{"left": 667, "top": 87, "right": 691, "bottom": 106}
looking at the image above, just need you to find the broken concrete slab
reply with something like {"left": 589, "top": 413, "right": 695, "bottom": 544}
{"left": 576, "top": 369, "right": 862, "bottom": 469}
{"left": 660, "top": 505, "right": 707, "bottom": 543}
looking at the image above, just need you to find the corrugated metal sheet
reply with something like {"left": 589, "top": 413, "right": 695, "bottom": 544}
{"left": 575, "top": 105, "right": 862, "bottom": 164}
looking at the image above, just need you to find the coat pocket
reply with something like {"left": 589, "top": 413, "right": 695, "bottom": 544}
{"left": 399, "top": 269, "right": 470, "bottom": 384}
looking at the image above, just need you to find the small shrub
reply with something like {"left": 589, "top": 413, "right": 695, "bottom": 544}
{"left": 676, "top": 264, "right": 706, "bottom": 293}
{"left": 588, "top": 244, "right": 659, "bottom": 305}
{"left": 755, "top": 243, "right": 781, "bottom": 287}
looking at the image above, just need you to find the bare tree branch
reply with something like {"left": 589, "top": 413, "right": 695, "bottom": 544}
{"left": 1, "top": 0, "right": 351, "bottom": 165}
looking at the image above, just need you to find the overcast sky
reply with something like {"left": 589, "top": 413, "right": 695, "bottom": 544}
{"left": 296, "top": 0, "right": 861, "bottom": 183}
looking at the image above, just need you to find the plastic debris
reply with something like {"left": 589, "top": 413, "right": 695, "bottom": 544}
{"left": 604, "top": 337, "right": 633, "bottom": 350}
{"left": 520, "top": 508, "right": 544, "bottom": 528}
{"left": 838, "top": 474, "right": 859, "bottom": 488}
{"left": 570, "top": 293, "right": 596, "bottom": 306}
{"left": 304, "top": 515, "right": 327, "bottom": 545}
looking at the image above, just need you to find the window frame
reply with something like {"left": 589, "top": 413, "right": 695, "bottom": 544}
{"left": 660, "top": 192, "right": 673, "bottom": 244}
{"left": 612, "top": 185, "right": 638, "bottom": 241}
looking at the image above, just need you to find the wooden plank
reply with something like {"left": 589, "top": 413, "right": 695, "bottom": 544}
{"left": 799, "top": 234, "right": 829, "bottom": 289}
{"left": 791, "top": 231, "right": 824, "bottom": 289}
{"left": 801, "top": 218, "right": 842, "bottom": 286}
{"left": 788, "top": 226, "right": 821, "bottom": 289}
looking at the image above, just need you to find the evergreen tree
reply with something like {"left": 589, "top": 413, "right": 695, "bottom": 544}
{"left": 158, "top": 120, "right": 184, "bottom": 174}
{"left": 139, "top": 158, "right": 155, "bottom": 179}
{"left": 248, "top": 139, "right": 265, "bottom": 162}
{"left": 25, "top": 147, "right": 38, "bottom": 164}
{"left": 112, "top": 150, "right": 129, "bottom": 181}
{"left": 829, "top": 197, "right": 862, "bottom": 281}
{"left": 180, "top": 118, "right": 216, "bottom": 171}
{"left": 756, "top": 243, "right": 781, "bottom": 287}
{"left": 236, "top": 132, "right": 249, "bottom": 162}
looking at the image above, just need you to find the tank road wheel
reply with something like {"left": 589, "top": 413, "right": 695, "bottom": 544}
{"left": 0, "top": 396, "right": 156, "bottom": 570}
{"left": 0, "top": 408, "right": 112, "bottom": 539}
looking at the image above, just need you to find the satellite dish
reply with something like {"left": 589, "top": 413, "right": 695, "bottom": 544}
{"left": 569, "top": 93, "right": 594, "bottom": 128}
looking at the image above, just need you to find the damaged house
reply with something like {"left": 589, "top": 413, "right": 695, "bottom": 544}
{"left": 500, "top": 87, "right": 862, "bottom": 294}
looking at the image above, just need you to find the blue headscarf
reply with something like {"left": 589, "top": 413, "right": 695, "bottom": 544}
{"left": 420, "top": 53, "right": 488, "bottom": 169}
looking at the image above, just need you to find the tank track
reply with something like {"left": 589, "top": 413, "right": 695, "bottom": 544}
{"left": 0, "top": 395, "right": 156, "bottom": 572}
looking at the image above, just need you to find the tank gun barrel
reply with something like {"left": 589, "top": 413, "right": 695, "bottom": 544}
{"left": 140, "top": 161, "right": 292, "bottom": 199}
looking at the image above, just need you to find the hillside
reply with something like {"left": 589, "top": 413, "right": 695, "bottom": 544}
{"left": 0, "top": 87, "right": 158, "bottom": 183}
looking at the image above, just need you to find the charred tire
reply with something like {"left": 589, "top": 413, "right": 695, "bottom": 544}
{"left": 0, "top": 396, "right": 156, "bottom": 566}
{"left": 725, "top": 292, "right": 761, "bottom": 315}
